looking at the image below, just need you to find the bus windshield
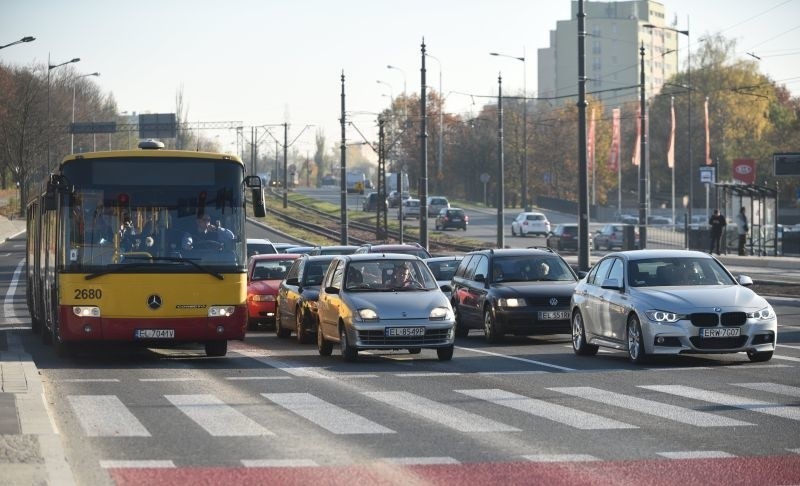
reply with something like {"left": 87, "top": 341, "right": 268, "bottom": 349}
{"left": 61, "top": 157, "right": 246, "bottom": 272}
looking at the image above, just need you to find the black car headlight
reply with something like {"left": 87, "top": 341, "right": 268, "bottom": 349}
{"left": 498, "top": 298, "right": 527, "bottom": 308}
{"left": 645, "top": 310, "right": 685, "bottom": 323}
{"left": 746, "top": 306, "right": 775, "bottom": 320}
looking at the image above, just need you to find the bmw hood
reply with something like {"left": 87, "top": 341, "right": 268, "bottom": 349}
{"left": 632, "top": 285, "right": 768, "bottom": 311}
{"left": 346, "top": 291, "right": 451, "bottom": 319}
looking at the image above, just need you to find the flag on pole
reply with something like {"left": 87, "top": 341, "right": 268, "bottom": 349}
{"left": 632, "top": 106, "right": 640, "bottom": 166}
{"left": 704, "top": 97, "right": 712, "bottom": 165}
{"left": 609, "top": 108, "right": 620, "bottom": 171}
{"left": 667, "top": 97, "right": 675, "bottom": 169}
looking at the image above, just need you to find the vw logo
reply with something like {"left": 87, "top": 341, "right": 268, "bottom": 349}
{"left": 549, "top": 298, "right": 559, "bottom": 307}
{"left": 147, "top": 294, "right": 162, "bottom": 310}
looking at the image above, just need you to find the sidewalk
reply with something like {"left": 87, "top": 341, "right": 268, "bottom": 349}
{"left": 0, "top": 215, "right": 26, "bottom": 243}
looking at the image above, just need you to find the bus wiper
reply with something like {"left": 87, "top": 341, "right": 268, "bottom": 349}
{"left": 84, "top": 256, "right": 224, "bottom": 281}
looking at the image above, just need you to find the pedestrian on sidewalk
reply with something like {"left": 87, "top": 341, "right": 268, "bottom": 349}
{"left": 736, "top": 206, "right": 748, "bottom": 256}
{"left": 709, "top": 208, "right": 726, "bottom": 255}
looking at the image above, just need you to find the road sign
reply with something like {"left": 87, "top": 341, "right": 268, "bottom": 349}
{"left": 700, "top": 166, "right": 715, "bottom": 184}
{"left": 70, "top": 121, "right": 117, "bottom": 134}
{"left": 139, "top": 113, "right": 176, "bottom": 139}
{"left": 774, "top": 153, "right": 800, "bottom": 176}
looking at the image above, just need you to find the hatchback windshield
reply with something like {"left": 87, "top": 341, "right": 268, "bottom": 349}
{"left": 345, "top": 259, "right": 438, "bottom": 290}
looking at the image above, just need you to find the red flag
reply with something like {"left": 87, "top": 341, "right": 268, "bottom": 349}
{"left": 704, "top": 97, "right": 712, "bottom": 165}
{"left": 667, "top": 97, "right": 675, "bottom": 169}
{"left": 632, "top": 106, "right": 640, "bottom": 167}
{"left": 609, "top": 108, "right": 620, "bottom": 171}
{"left": 587, "top": 109, "right": 595, "bottom": 172}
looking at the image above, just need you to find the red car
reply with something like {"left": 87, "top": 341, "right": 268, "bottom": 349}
{"left": 247, "top": 254, "right": 300, "bottom": 330}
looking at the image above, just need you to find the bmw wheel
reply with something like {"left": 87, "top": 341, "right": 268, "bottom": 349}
{"left": 572, "top": 310, "right": 599, "bottom": 356}
{"left": 626, "top": 314, "right": 648, "bottom": 364}
{"left": 340, "top": 326, "right": 358, "bottom": 362}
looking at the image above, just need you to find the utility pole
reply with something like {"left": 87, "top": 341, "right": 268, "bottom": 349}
{"left": 340, "top": 72, "right": 348, "bottom": 245}
{"left": 497, "top": 74, "right": 505, "bottom": 250}
{"left": 377, "top": 117, "right": 387, "bottom": 239}
{"left": 577, "top": 0, "right": 590, "bottom": 271}
{"left": 419, "top": 40, "right": 429, "bottom": 250}
{"left": 283, "top": 123, "right": 289, "bottom": 208}
{"left": 639, "top": 44, "right": 648, "bottom": 248}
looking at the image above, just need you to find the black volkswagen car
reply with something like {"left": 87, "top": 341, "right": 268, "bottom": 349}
{"left": 450, "top": 248, "right": 580, "bottom": 342}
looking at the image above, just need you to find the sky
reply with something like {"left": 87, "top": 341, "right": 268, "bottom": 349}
{"left": 2, "top": 0, "right": 799, "bottom": 156}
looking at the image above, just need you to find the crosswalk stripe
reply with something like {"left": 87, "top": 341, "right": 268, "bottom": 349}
{"left": 241, "top": 459, "right": 318, "bottom": 467}
{"left": 550, "top": 387, "right": 753, "bottom": 427}
{"left": 657, "top": 451, "right": 734, "bottom": 459}
{"left": 733, "top": 382, "right": 800, "bottom": 398}
{"left": 379, "top": 457, "right": 460, "bottom": 465}
{"left": 262, "top": 393, "right": 395, "bottom": 434}
{"left": 100, "top": 460, "right": 175, "bottom": 468}
{"left": 68, "top": 395, "right": 150, "bottom": 437}
{"left": 641, "top": 385, "right": 800, "bottom": 421}
{"left": 522, "top": 454, "right": 599, "bottom": 462}
{"left": 456, "top": 389, "right": 636, "bottom": 430}
{"left": 165, "top": 394, "right": 274, "bottom": 437}
{"left": 363, "top": 391, "right": 519, "bottom": 433}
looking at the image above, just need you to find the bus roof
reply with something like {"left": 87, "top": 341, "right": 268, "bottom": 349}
{"left": 60, "top": 148, "right": 244, "bottom": 166}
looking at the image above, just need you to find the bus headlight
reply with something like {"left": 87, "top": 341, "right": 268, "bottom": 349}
{"left": 73, "top": 306, "right": 101, "bottom": 317}
{"left": 208, "top": 306, "right": 236, "bottom": 317}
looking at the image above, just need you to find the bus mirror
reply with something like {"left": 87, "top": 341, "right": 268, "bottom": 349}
{"left": 251, "top": 188, "right": 266, "bottom": 217}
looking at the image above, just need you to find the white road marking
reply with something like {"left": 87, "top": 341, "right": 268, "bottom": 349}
{"left": 363, "top": 391, "right": 519, "bottom": 433}
{"left": 455, "top": 346, "right": 575, "bottom": 371}
{"left": 165, "top": 394, "right": 274, "bottom": 436}
{"left": 233, "top": 349, "right": 332, "bottom": 378}
{"left": 522, "top": 454, "right": 600, "bottom": 462}
{"left": 226, "top": 376, "right": 293, "bottom": 381}
{"left": 62, "top": 379, "right": 120, "bottom": 383}
{"left": 68, "top": 395, "right": 150, "bottom": 437}
{"left": 457, "top": 389, "right": 636, "bottom": 430}
{"left": 139, "top": 377, "right": 202, "bottom": 382}
{"left": 657, "top": 451, "right": 734, "bottom": 459}
{"left": 732, "top": 382, "right": 800, "bottom": 398}
{"left": 551, "top": 387, "right": 753, "bottom": 427}
{"left": 641, "top": 385, "right": 800, "bottom": 421}
{"left": 241, "top": 459, "right": 318, "bottom": 467}
{"left": 379, "top": 457, "right": 460, "bottom": 465}
{"left": 771, "top": 355, "right": 800, "bottom": 363}
{"left": 395, "top": 372, "right": 461, "bottom": 378}
{"left": 262, "top": 393, "right": 395, "bottom": 434}
{"left": 100, "top": 460, "right": 175, "bottom": 468}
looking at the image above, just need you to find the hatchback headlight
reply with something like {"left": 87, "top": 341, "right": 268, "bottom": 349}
{"left": 747, "top": 306, "right": 775, "bottom": 320}
{"left": 498, "top": 298, "right": 527, "bottom": 307}
{"left": 251, "top": 294, "right": 276, "bottom": 302}
{"left": 645, "top": 310, "right": 685, "bottom": 323}
{"left": 357, "top": 308, "right": 379, "bottom": 321}
{"left": 429, "top": 306, "right": 453, "bottom": 321}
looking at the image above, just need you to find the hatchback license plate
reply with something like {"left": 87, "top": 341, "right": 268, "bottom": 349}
{"left": 700, "top": 328, "right": 741, "bottom": 338}
{"left": 385, "top": 327, "right": 425, "bottom": 337}
{"left": 135, "top": 329, "right": 175, "bottom": 339}
{"left": 539, "top": 311, "right": 570, "bottom": 320}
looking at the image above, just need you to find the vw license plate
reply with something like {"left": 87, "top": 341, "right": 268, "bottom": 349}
{"left": 385, "top": 327, "right": 425, "bottom": 337}
{"left": 700, "top": 328, "right": 741, "bottom": 338}
{"left": 134, "top": 329, "right": 175, "bottom": 339}
{"left": 539, "top": 311, "right": 570, "bottom": 320}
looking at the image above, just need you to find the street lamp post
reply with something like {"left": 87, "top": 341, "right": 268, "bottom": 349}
{"left": 48, "top": 54, "right": 81, "bottom": 168}
{"left": 71, "top": 72, "right": 100, "bottom": 153}
{"left": 387, "top": 64, "right": 407, "bottom": 119}
{"left": 376, "top": 80, "right": 393, "bottom": 102}
{"left": 425, "top": 53, "right": 444, "bottom": 189}
{"left": 490, "top": 49, "right": 527, "bottom": 211}
{"left": 0, "top": 36, "right": 35, "bottom": 50}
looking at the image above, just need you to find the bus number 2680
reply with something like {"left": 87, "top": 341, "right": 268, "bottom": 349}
{"left": 74, "top": 289, "right": 102, "bottom": 300}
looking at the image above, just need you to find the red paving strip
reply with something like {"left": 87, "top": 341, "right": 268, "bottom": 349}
{"left": 109, "top": 455, "right": 800, "bottom": 486}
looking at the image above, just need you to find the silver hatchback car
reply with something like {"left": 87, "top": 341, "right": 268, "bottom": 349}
{"left": 317, "top": 254, "right": 456, "bottom": 361}
{"left": 570, "top": 250, "right": 777, "bottom": 364}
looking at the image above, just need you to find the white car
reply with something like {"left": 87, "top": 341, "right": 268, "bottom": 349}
{"left": 399, "top": 198, "right": 421, "bottom": 220}
{"left": 570, "top": 249, "right": 777, "bottom": 364}
{"left": 511, "top": 211, "right": 551, "bottom": 237}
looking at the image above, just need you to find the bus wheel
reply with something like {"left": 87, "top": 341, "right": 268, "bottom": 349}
{"left": 205, "top": 340, "right": 228, "bottom": 357}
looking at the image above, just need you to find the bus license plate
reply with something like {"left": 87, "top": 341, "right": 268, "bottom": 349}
{"left": 385, "top": 327, "right": 425, "bottom": 337}
{"left": 135, "top": 329, "right": 175, "bottom": 339}
{"left": 700, "top": 328, "right": 741, "bottom": 338}
{"left": 539, "top": 311, "right": 570, "bottom": 320}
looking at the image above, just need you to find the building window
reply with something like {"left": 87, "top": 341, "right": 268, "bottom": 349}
{"left": 592, "top": 41, "right": 602, "bottom": 54}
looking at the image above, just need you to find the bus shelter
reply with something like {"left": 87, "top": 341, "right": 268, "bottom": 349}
{"left": 716, "top": 183, "right": 778, "bottom": 256}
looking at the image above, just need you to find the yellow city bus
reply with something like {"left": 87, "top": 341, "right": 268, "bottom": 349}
{"left": 26, "top": 140, "right": 266, "bottom": 357}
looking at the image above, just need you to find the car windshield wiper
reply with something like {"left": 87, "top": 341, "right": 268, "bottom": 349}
{"left": 84, "top": 255, "right": 224, "bottom": 281}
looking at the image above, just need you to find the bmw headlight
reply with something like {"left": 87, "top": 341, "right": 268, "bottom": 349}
{"left": 498, "top": 298, "right": 527, "bottom": 308}
{"left": 357, "top": 308, "right": 379, "bottom": 321}
{"left": 645, "top": 310, "right": 685, "bottom": 323}
{"left": 429, "top": 306, "right": 453, "bottom": 321}
{"left": 747, "top": 306, "right": 775, "bottom": 320}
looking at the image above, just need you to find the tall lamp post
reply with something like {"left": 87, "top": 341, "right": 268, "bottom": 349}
{"left": 48, "top": 55, "right": 81, "bottom": 168}
{"left": 376, "top": 80, "right": 394, "bottom": 102}
{"left": 387, "top": 64, "right": 407, "bottom": 119}
{"left": 490, "top": 49, "right": 527, "bottom": 211}
{"left": 425, "top": 53, "right": 444, "bottom": 189}
{"left": 0, "top": 36, "right": 35, "bottom": 50}
{"left": 71, "top": 72, "right": 100, "bottom": 153}
{"left": 644, "top": 22, "right": 690, "bottom": 220}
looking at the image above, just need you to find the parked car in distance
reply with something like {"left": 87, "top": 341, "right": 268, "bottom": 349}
{"left": 511, "top": 211, "right": 551, "bottom": 237}
{"left": 424, "top": 255, "right": 463, "bottom": 300}
{"left": 570, "top": 249, "right": 777, "bottom": 363}
{"left": 593, "top": 223, "right": 640, "bottom": 251}
{"left": 354, "top": 243, "right": 432, "bottom": 260}
{"left": 546, "top": 223, "right": 591, "bottom": 252}
{"left": 246, "top": 238, "right": 277, "bottom": 258}
{"left": 435, "top": 208, "right": 468, "bottom": 231}
{"left": 276, "top": 254, "right": 336, "bottom": 343}
{"left": 272, "top": 242, "right": 302, "bottom": 253}
{"left": 388, "top": 190, "right": 410, "bottom": 208}
{"left": 316, "top": 253, "right": 456, "bottom": 361}
{"left": 362, "top": 192, "right": 386, "bottom": 212}
{"left": 399, "top": 198, "right": 421, "bottom": 220}
{"left": 427, "top": 196, "right": 450, "bottom": 217}
{"left": 648, "top": 215, "right": 673, "bottom": 226}
{"left": 450, "top": 248, "right": 579, "bottom": 342}
{"left": 247, "top": 254, "right": 301, "bottom": 330}
{"left": 619, "top": 214, "right": 639, "bottom": 225}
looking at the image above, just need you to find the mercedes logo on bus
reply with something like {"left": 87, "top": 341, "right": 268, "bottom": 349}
{"left": 147, "top": 294, "right": 162, "bottom": 310}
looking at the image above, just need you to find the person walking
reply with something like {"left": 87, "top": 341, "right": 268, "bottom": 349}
{"left": 708, "top": 208, "right": 727, "bottom": 255}
{"left": 735, "top": 206, "right": 748, "bottom": 256}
